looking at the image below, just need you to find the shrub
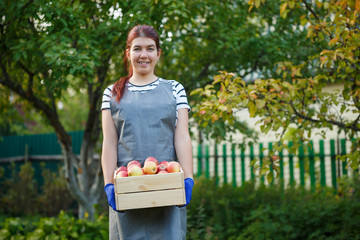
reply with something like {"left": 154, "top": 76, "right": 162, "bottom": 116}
{"left": 187, "top": 175, "right": 360, "bottom": 240}
{"left": 0, "top": 211, "right": 108, "bottom": 240}
{"left": 36, "top": 165, "right": 77, "bottom": 217}
{"left": 0, "top": 162, "right": 77, "bottom": 217}
{"left": 1, "top": 162, "right": 39, "bottom": 216}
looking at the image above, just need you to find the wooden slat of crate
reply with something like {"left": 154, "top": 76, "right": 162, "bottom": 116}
{"left": 115, "top": 172, "right": 184, "bottom": 194}
{"left": 116, "top": 188, "right": 186, "bottom": 211}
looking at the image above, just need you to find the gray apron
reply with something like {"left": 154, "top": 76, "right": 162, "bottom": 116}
{"left": 109, "top": 79, "right": 187, "bottom": 240}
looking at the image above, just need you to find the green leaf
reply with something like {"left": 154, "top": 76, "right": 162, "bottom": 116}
{"left": 260, "top": 166, "right": 268, "bottom": 176}
{"left": 248, "top": 102, "right": 257, "bottom": 118}
{"left": 255, "top": 100, "right": 266, "bottom": 109}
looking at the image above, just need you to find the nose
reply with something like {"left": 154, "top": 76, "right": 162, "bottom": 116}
{"left": 139, "top": 49, "right": 147, "bottom": 59}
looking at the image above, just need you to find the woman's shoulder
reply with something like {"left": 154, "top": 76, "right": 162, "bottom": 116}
{"left": 101, "top": 84, "right": 114, "bottom": 111}
{"left": 104, "top": 84, "right": 114, "bottom": 94}
{"left": 159, "top": 78, "right": 184, "bottom": 90}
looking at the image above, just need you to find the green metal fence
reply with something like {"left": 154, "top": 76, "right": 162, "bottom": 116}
{"left": 0, "top": 132, "right": 356, "bottom": 190}
{"left": 195, "top": 139, "right": 356, "bottom": 190}
{"left": 0, "top": 131, "right": 84, "bottom": 184}
{"left": 0, "top": 131, "right": 83, "bottom": 160}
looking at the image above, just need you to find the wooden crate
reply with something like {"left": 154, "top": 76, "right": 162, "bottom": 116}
{"left": 114, "top": 171, "right": 185, "bottom": 211}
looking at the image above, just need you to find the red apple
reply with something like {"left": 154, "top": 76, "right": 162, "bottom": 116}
{"left": 143, "top": 161, "right": 157, "bottom": 175}
{"left": 159, "top": 161, "right": 169, "bottom": 166}
{"left": 144, "top": 156, "right": 159, "bottom": 166}
{"left": 128, "top": 165, "right": 144, "bottom": 176}
{"left": 157, "top": 164, "right": 167, "bottom": 173}
{"left": 157, "top": 170, "right": 168, "bottom": 174}
{"left": 127, "top": 160, "right": 141, "bottom": 169}
{"left": 116, "top": 166, "right": 127, "bottom": 174}
{"left": 167, "top": 161, "right": 181, "bottom": 173}
{"left": 119, "top": 166, "right": 127, "bottom": 171}
{"left": 116, "top": 171, "right": 128, "bottom": 178}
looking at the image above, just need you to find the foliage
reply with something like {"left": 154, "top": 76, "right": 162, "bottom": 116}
{"left": 0, "top": 162, "right": 38, "bottom": 217}
{"left": 191, "top": 0, "right": 360, "bottom": 178}
{"left": 1, "top": 176, "right": 359, "bottom": 239}
{"left": 0, "top": 86, "right": 29, "bottom": 137}
{"left": 0, "top": 0, "right": 325, "bottom": 140}
{"left": 171, "top": 0, "right": 325, "bottom": 142}
{"left": 0, "top": 162, "right": 84, "bottom": 217}
{"left": 187, "top": 176, "right": 360, "bottom": 240}
{"left": 2, "top": 0, "right": 357, "bottom": 217}
{"left": 0, "top": 211, "right": 108, "bottom": 240}
{"left": 1, "top": 0, "right": 193, "bottom": 218}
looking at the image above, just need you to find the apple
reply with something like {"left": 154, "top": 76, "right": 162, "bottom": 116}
{"left": 157, "top": 170, "right": 168, "bottom": 174}
{"left": 144, "top": 156, "right": 158, "bottom": 166}
{"left": 167, "top": 161, "right": 181, "bottom": 173}
{"left": 127, "top": 160, "right": 141, "bottom": 169}
{"left": 119, "top": 166, "right": 127, "bottom": 171}
{"left": 128, "top": 165, "right": 144, "bottom": 176}
{"left": 157, "top": 164, "right": 167, "bottom": 173}
{"left": 116, "top": 171, "right": 128, "bottom": 178}
{"left": 159, "top": 161, "right": 169, "bottom": 166}
{"left": 143, "top": 161, "right": 157, "bottom": 175}
{"left": 115, "top": 166, "right": 127, "bottom": 175}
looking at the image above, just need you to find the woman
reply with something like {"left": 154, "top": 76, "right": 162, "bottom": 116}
{"left": 101, "top": 25, "right": 194, "bottom": 240}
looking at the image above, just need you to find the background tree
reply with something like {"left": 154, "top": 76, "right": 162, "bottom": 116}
{"left": 191, "top": 0, "right": 360, "bottom": 182}
{"left": 0, "top": 0, "right": 191, "bottom": 219}
{"left": 1, "top": 0, "right": 332, "bottom": 218}
{"left": 159, "top": 0, "right": 325, "bottom": 141}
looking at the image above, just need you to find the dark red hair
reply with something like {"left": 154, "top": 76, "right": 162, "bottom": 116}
{"left": 112, "top": 25, "right": 161, "bottom": 102}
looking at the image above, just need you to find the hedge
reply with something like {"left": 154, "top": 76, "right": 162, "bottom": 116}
{"left": 0, "top": 163, "right": 359, "bottom": 239}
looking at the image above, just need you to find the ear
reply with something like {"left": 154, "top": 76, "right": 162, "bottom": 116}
{"left": 157, "top": 49, "right": 162, "bottom": 58}
{"left": 126, "top": 49, "right": 130, "bottom": 60}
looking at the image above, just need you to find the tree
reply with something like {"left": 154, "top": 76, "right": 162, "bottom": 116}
{"left": 0, "top": 0, "right": 192, "bottom": 219}
{"left": 1, "top": 0, "right": 339, "bottom": 217}
{"left": 158, "top": 0, "right": 325, "bottom": 142}
{"left": 191, "top": 0, "right": 360, "bottom": 181}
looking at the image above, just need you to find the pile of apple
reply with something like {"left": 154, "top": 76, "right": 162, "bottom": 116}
{"left": 115, "top": 157, "right": 181, "bottom": 178}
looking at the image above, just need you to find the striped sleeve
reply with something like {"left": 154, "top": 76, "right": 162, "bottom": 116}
{"left": 172, "top": 81, "right": 190, "bottom": 111}
{"left": 101, "top": 85, "right": 114, "bottom": 111}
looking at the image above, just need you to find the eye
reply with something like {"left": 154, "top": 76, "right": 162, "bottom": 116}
{"left": 148, "top": 47, "right": 155, "bottom": 51}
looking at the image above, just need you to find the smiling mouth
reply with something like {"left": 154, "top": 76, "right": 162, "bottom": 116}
{"left": 138, "top": 61, "right": 150, "bottom": 65}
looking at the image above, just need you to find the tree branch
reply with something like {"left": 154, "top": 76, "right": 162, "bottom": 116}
{"left": 301, "top": 0, "right": 319, "bottom": 21}
{"left": 289, "top": 100, "right": 360, "bottom": 132}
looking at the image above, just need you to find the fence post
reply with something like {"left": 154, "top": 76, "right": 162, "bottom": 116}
{"left": 341, "top": 139, "right": 347, "bottom": 176}
{"left": 205, "top": 145, "right": 210, "bottom": 179}
{"left": 240, "top": 147, "right": 246, "bottom": 185}
{"left": 330, "top": 140, "right": 337, "bottom": 190}
{"left": 259, "top": 143, "right": 264, "bottom": 183}
{"left": 197, "top": 144, "right": 203, "bottom": 177}
{"left": 288, "top": 141, "right": 295, "bottom": 186}
{"left": 279, "top": 142, "right": 284, "bottom": 189}
{"left": 250, "top": 144, "right": 255, "bottom": 180}
{"left": 268, "top": 142, "right": 274, "bottom": 185}
{"left": 309, "top": 141, "right": 315, "bottom": 192}
{"left": 223, "top": 144, "right": 227, "bottom": 185}
{"left": 319, "top": 140, "right": 326, "bottom": 187}
{"left": 214, "top": 144, "right": 219, "bottom": 186}
{"left": 231, "top": 144, "right": 236, "bottom": 187}
{"left": 299, "top": 143, "right": 305, "bottom": 187}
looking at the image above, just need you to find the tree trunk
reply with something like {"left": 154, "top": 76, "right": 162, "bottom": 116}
{"left": 60, "top": 135, "right": 103, "bottom": 220}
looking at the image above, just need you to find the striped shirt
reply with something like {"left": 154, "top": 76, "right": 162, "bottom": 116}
{"left": 101, "top": 78, "right": 190, "bottom": 113}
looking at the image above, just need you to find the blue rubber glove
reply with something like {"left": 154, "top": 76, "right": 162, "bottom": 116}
{"left": 104, "top": 183, "right": 122, "bottom": 212}
{"left": 180, "top": 178, "right": 194, "bottom": 207}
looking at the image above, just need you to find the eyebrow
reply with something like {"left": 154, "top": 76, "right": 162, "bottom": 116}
{"left": 133, "top": 44, "right": 156, "bottom": 48}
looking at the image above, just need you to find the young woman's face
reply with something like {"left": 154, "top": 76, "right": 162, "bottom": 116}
{"left": 126, "top": 37, "right": 161, "bottom": 76}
